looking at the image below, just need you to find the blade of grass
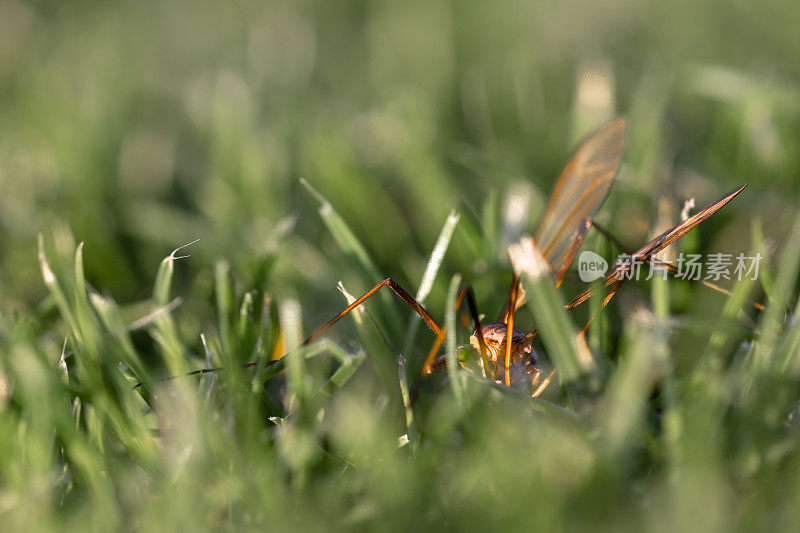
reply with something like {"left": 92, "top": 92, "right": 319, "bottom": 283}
{"left": 151, "top": 241, "right": 198, "bottom": 377}
{"left": 38, "top": 234, "right": 81, "bottom": 344}
{"left": 72, "top": 243, "right": 100, "bottom": 360}
{"left": 509, "top": 238, "right": 589, "bottom": 385}
{"left": 239, "top": 290, "right": 256, "bottom": 362}
{"left": 397, "top": 355, "right": 418, "bottom": 451}
{"left": 445, "top": 273, "right": 465, "bottom": 408}
{"left": 402, "top": 210, "right": 460, "bottom": 362}
{"left": 324, "top": 349, "right": 366, "bottom": 393}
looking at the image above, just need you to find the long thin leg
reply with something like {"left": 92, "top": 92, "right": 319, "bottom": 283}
{"left": 304, "top": 278, "right": 442, "bottom": 345}
{"left": 503, "top": 272, "right": 520, "bottom": 387}
{"left": 302, "top": 278, "right": 490, "bottom": 382}
{"left": 574, "top": 278, "right": 624, "bottom": 337}
{"left": 307, "top": 277, "right": 487, "bottom": 378}
{"left": 134, "top": 358, "right": 286, "bottom": 389}
{"left": 554, "top": 218, "right": 592, "bottom": 289}
{"left": 498, "top": 283, "right": 526, "bottom": 326}
{"left": 134, "top": 365, "right": 227, "bottom": 388}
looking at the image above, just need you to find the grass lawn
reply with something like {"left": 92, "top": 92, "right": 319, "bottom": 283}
{"left": 2, "top": 1, "right": 800, "bottom": 530}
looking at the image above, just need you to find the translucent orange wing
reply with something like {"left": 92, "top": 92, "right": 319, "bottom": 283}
{"left": 534, "top": 118, "right": 626, "bottom": 272}
{"left": 502, "top": 118, "right": 625, "bottom": 322}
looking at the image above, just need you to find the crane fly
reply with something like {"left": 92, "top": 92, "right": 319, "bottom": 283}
{"left": 139, "top": 118, "right": 748, "bottom": 398}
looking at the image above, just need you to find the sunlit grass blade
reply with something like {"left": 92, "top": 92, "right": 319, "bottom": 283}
{"left": 280, "top": 297, "right": 305, "bottom": 408}
{"left": 324, "top": 346, "right": 366, "bottom": 394}
{"left": 277, "top": 298, "right": 323, "bottom": 489}
{"left": 72, "top": 242, "right": 100, "bottom": 358}
{"left": 509, "top": 238, "right": 588, "bottom": 386}
{"left": 149, "top": 240, "right": 200, "bottom": 380}
{"left": 38, "top": 233, "right": 81, "bottom": 344}
{"left": 397, "top": 354, "right": 418, "bottom": 450}
{"left": 445, "top": 273, "right": 465, "bottom": 408}
{"left": 402, "top": 209, "right": 460, "bottom": 360}
{"left": 238, "top": 290, "right": 257, "bottom": 361}
{"left": 153, "top": 239, "right": 198, "bottom": 307}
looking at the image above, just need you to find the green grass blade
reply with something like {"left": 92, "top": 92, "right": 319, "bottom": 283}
{"left": 38, "top": 234, "right": 81, "bottom": 344}
{"left": 402, "top": 209, "right": 460, "bottom": 359}
{"left": 445, "top": 273, "right": 465, "bottom": 407}
{"left": 510, "top": 239, "right": 588, "bottom": 385}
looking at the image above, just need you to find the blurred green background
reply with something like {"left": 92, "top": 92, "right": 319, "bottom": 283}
{"left": 3, "top": 0, "right": 800, "bottom": 530}
{"left": 2, "top": 0, "right": 798, "bottom": 320}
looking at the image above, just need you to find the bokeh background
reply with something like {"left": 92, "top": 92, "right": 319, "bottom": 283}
{"left": 3, "top": 0, "right": 800, "bottom": 530}
{"left": 2, "top": 0, "right": 798, "bottom": 322}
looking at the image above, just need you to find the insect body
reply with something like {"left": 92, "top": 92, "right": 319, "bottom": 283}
{"left": 468, "top": 322, "right": 541, "bottom": 390}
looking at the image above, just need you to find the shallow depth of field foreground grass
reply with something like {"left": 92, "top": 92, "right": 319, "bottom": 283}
{"left": 3, "top": 0, "right": 800, "bottom": 531}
